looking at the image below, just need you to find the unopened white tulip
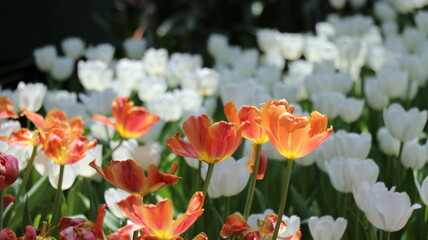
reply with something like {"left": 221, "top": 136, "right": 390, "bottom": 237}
{"left": 364, "top": 77, "right": 389, "bottom": 111}
{"left": 61, "top": 37, "right": 85, "bottom": 60}
{"left": 315, "top": 136, "right": 337, "bottom": 172}
{"left": 311, "top": 92, "right": 345, "bottom": 119}
{"left": 334, "top": 131, "right": 372, "bottom": 159}
{"left": 146, "top": 91, "right": 183, "bottom": 121}
{"left": 329, "top": 0, "right": 346, "bottom": 10}
{"left": 207, "top": 34, "right": 228, "bottom": 59}
{"left": 166, "top": 53, "right": 202, "bottom": 88}
{"left": 339, "top": 97, "right": 365, "bottom": 123}
{"left": 79, "top": 88, "right": 116, "bottom": 116}
{"left": 43, "top": 90, "right": 77, "bottom": 112}
{"left": 50, "top": 57, "right": 74, "bottom": 81}
{"left": 86, "top": 43, "right": 115, "bottom": 64}
{"left": 377, "top": 127, "right": 400, "bottom": 156}
{"left": 415, "top": 11, "right": 428, "bottom": 37}
{"left": 123, "top": 38, "right": 146, "bottom": 59}
{"left": 17, "top": 82, "right": 47, "bottom": 112}
{"left": 309, "top": 216, "right": 347, "bottom": 240}
{"left": 374, "top": 2, "right": 396, "bottom": 21}
{"left": 33, "top": 45, "right": 57, "bottom": 72}
{"left": 256, "top": 65, "right": 281, "bottom": 88}
{"left": 376, "top": 64, "right": 408, "bottom": 99}
{"left": 256, "top": 29, "right": 282, "bottom": 55}
{"left": 383, "top": 103, "right": 427, "bottom": 142}
{"left": 401, "top": 141, "right": 426, "bottom": 170}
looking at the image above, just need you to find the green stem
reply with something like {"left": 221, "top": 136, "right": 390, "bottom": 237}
{"left": 51, "top": 165, "right": 65, "bottom": 225}
{"left": 102, "top": 137, "right": 123, "bottom": 163}
{"left": 195, "top": 161, "right": 201, "bottom": 192}
{"left": 386, "top": 231, "right": 390, "bottom": 240}
{"left": 224, "top": 197, "right": 230, "bottom": 219}
{"left": 343, "top": 193, "right": 349, "bottom": 218}
{"left": 0, "top": 190, "right": 3, "bottom": 230}
{"left": 202, "top": 164, "right": 215, "bottom": 196}
{"left": 243, "top": 143, "right": 262, "bottom": 220}
{"left": 272, "top": 158, "right": 294, "bottom": 240}
{"left": 4, "top": 146, "right": 38, "bottom": 225}
{"left": 425, "top": 205, "right": 428, "bottom": 222}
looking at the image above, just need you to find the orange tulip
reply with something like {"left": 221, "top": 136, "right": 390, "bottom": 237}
{"left": 224, "top": 102, "right": 269, "bottom": 144}
{"left": 22, "top": 109, "right": 85, "bottom": 136}
{"left": 116, "top": 192, "right": 204, "bottom": 240}
{"left": 220, "top": 213, "right": 293, "bottom": 240}
{"left": 166, "top": 114, "right": 248, "bottom": 164}
{"left": 0, "top": 96, "right": 19, "bottom": 119}
{"left": 90, "top": 159, "right": 179, "bottom": 196}
{"left": 2, "top": 128, "right": 42, "bottom": 147}
{"left": 257, "top": 99, "right": 332, "bottom": 160}
{"left": 93, "top": 97, "right": 160, "bottom": 139}
{"left": 39, "top": 128, "right": 97, "bottom": 165}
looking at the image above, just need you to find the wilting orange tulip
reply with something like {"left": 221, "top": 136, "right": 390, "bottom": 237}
{"left": 39, "top": 128, "right": 97, "bottom": 165}
{"left": 116, "top": 191, "right": 204, "bottom": 240}
{"left": 257, "top": 99, "right": 332, "bottom": 160}
{"left": 220, "top": 213, "right": 294, "bottom": 240}
{"left": 224, "top": 102, "right": 269, "bottom": 144}
{"left": 93, "top": 97, "right": 160, "bottom": 139}
{"left": 90, "top": 159, "right": 179, "bottom": 196}
{"left": 23, "top": 109, "right": 85, "bottom": 136}
{"left": 0, "top": 96, "right": 19, "bottom": 119}
{"left": 2, "top": 128, "right": 42, "bottom": 146}
{"left": 166, "top": 115, "right": 248, "bottom": 164}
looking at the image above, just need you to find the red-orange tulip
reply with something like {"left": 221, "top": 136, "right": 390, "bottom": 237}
{"left": 257, "top": 99, "right": 332, "bottom": 160}
{"left": 224, "top": 101, "right": 269, "bottom": 144}
{"left": 90, "top": 159, "right": 179, "bottom": 196}
{"left": 3, "top": 128, "right": 42, "bottom": 147}
{"left": 23, "top": 109, "right": 85, "bottom": 136}
{"left": 0, "top": 96, "right": 19, "bottom": 119}
{"left": 93, "top": 97, "right": 160, "bottom": 139}
{"left": 39, "top": 128, "right": 97, "bottom": 165}
{"left": 116, "top": 191, "right": 204, "bottom": 240}
{"left": 166, "top": 114, "right": 248, "bottom": 164}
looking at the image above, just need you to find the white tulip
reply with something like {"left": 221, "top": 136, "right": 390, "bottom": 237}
{"left": 142, "top": 48, "right": 168, "bottom": 76}
{"left": 353, "top": 182, "right": 421, "bottom": 232}
{"left": 256, "top": 65, "right": 281, "bottom": 88}
{"left": 414, "top": 176, "right": 428, "bottom": 206}
{"left": 311, "top": 92, "right": 345, "bottom": 119}
{"left": 104, "top": 188, "right": 130, "bottom": 219}
{"left": 33, "top": 45, "right": 57, "bottom": 72}
{"left": 43, "top": 90, "right": 77, "bottom": 112}
{"left": 17, "top": 82, "right": 47, "bottom": 112}
{"left": 377, "top": 127, "right": 400, "bottom": 156}
{"left": 415, "top": 11, "right": 428, "bottom": 37}
{"left": 50, "top": 57, "right": 74, "bottom": 81}
{"left": 401, "top": 141, "right": 426, "bottom": 170}
{"left": 123, "top": 38, "right": 146, "bottom": 59}
{"left": 86, "top": 43, "right": 115, "bottom": 64}
{"left": 232, "top": 49, "right": 259, "bottom": 79}
{"left": 137, "top": 75, "right": 167, "bottom": 102}
{"left": 315, "top": 22, "right": 336, "bottom": 39}
{"left": 138, "top": 120, "right": 166, "bottom": 144}
{"left": 116, "top": 58, "right": 145, "bottom": 90}
{"left": 315, "top": 136, "right": 337, "bottom": 172}
{"left": 383, "top": 103, "right": 427, "bottom": 142}
{"left": 166, "top": 53, "right": 202, "bottom": 88}
{"left": 182, "top": 68, "right": 220, "bottom": 96}
{"left": 374, "top": 1, "right": 396, "bottom": 21}
{"left": 272, "top": 82, "right": 298, "bottom": 104}
{"left": 308, "top": 216, "right": 347, "bottom": 240}
{"left": 376, "top": 64, "right": 408, "bottom": 99}
{"left": 79, "top": 88, "right": 116, "bottom": 116}
{"left": 61, "top": 37, "right": 85, "bottom": 60}
{"left": 256, "top": 29, "right": 282, "bottom": 55}
{"left": 146, "top": 91, "right": 183, "bottom": 122}
{"left": 260, "top": 53, "right": 285, "bottom": 71}
{"left": 364, "top": 77, "right": 389, "bottom": 111}
{"left": 329, "top": 0, "right": 346, "bottom": 10}
{"left": 78, "top": 60, "right": 113, "bottom": 91}
{"left": 339, "top": 97, "right": 365, "bottom": 123}
{"left": 334, "top": 130, "right": 371, "bottom": 159}
{"left": 75, "top": 144, "right": 103, "bottom": 178}
{"left": 207, "top": 34, "right": 228, "bottom": 59}
{"left": 220, "top": 79, "right": 270, "bottom": 109}
{"left": 304, "top": 37, "right": 337, "bottom": 63}
{"left": 279, "top": 33, "right": 304, "bottom": 60}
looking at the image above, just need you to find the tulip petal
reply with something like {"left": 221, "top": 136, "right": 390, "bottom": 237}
{"left": 166, "top": 133, "right": 200, "bottom": 159}
{"left": 93, "top": 115, "right": 115, "bottom": 127}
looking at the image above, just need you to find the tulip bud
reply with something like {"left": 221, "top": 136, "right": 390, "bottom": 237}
{"left": 61, "top": 37, "right": 85, "bottom": 60}
{"left": 311, "top": 92, "right": 346, "bottom": 119}
{"left": 338, "top": 97, "right": 365, "bottom": 123}
{"left": 401, "top": 141, "right": 426, "bottom": 170}
{"left": 123, "top": 38, "right": 146, "bottom": 59}
{"left": 364, "top": 77, "right": 389, "bottom": 110}
{"left": 374, "top": 2, "right": 396, "bottom": 21}
{"left": 86, "top": 43, "right": 115, "bottom": 64}
{"left": 0, "top": 153, "right": 19, "bottom": 191}
{"left": 207, "top": 34, "right": 228, "bottom": 59}
{"left": 377, "top": 127, "right": 400, "bottom": 156}
{"left": 309, "top": 216, "right": 347, "bottom": 240}
{"left": 50, "top": 57, "right": 74, "bottom": 82}
{"left": 376, "top": 64, "right": 408, "bottom": 99}
{"left": 329, "top": 0, "right": 346, "bottom": 10}
{"left": 116, "top": 58, "right": 145, "bottom": 90}
{"left": 33, "top": 45, "right": 57, "bottom": 72}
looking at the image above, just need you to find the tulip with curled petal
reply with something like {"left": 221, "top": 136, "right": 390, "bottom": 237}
{"left": 17, "top": 82, "right": 47, "bottom": 112}
{"left": 33, "top": 45, "right": 57, "bottom": 72}
{"left": 61, "top": 37, "right": 85, "bottom": 60}
{"left": 401, "top": 141, "right": 426, "bottom": 170}
{"left": 383, "top": 103, "right": 427, "bottom": 142}
{"left": 325, "top": 157, "right": 379, "bottom": 193}
{"left": 123, "top": 38, "right": 146, "bottom": 59}
{"left": 308, "top": 216, "right": 347, "bottom": 240}
{"left": 78, "top": 60, "right": 113, "bottom": 91}
{"left": 415, "top": 176, "right": 428, "bottom": 206}
{"left": 353, "top": 182, "right": 421, "bottom": 232}
{"left": 377, "top": 127, "right": 400, "bottom": 156}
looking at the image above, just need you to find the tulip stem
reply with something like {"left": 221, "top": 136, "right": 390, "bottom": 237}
{"left": 243, "top": 143, "right": 262, "bottom": 220}
{"left": 272, "top": 158, "right": 294, "bottom": 240}
{"left": 0, "top": 190, "right": 3, "bottom": 230}
{"left": 51, "top": 164, "right": 65, "bottom": 225}
{"left": 386, "top": 231, "right": 390, "bottom": 240}
{"left": 202, "top": 163, "right": 215, "bottom": 196}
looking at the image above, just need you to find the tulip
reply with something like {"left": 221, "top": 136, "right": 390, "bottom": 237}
{"left": 383, "top": 103, "right": 427, "bottom": 142}
{"left": 400, "top": 141, "right": 426, "bottom": 170}
{"left": 377, "top": 127, "right": 400, "bottom": 156}
{"left": 104, "top": 188, "right": 130, "bottom": 219}
{"left": 78, "top": 88, "right": 116, "bottom": 116}
{"left": 0, "top": 153, "right": 19, "bottom": 191}
{"left": 0, "top": 96, "right": 19, "bottom": 119}
{"left": 43, "top": 90, "right": 77, "bottom": 112}
{"left": 111, "top": 139, "right": 162, "bottom": 170}
{"left": 116, "top": 58, "right": 144, "bottom": 90}
{"left": 116, "top": 192, "right": 204, "bottom": 240}
{"left": 377, "top": 64, "right": 408, "bottom": 99}
{"left": 257, "top": 99, "right": 332, "bottom": 160}
{"left": 182, "top": 68, "right": 220, "bottom": 96}
{"left": 146, "top": 91, "right": 184, "bottom": 122}
{"left": 17, "top": 82, "right": 47, "bottom": 112}
{"left": 220, "top": 79, "right": 271, "bottom": 109}
{"left": 166, "top": 52, "right": 202, "bottom": 88}
{"left": 334, "top": 130, "right": 372, "bottom": 159}
{"left": 329, "top": 0, "right": 346, "bottom": 10}
{"left": 353, "top": 182, "right": 421, "bottom": 232}
{"left": 33, "top": 45, "right": 57, "bottom": 72}
{"left": 61, "top": 37, "right": 85, "bottom": 60}
{"left": 207, "top": 34, "right": 228, "bottom": 59}
{"left": 50, "top": 57, "right": 74, "bottom": 82}
{"left": 311, "top": 92, "right": 345, "bottom": 119}
{"left": 374, "top": 2, "right": 396, "bottom": 21}
{"left": 308, "top": 216, "right": 347, "bottom": 240}
{"left": 338, "top": 98, "right": 365, "bottom": 123}
{"left": 364, "top": 77, "right": 389, "bottom": 111}
{"left": 123, "top": 37, "right": 146, "bottom": 59}
{"left": 39, "top": 128, "right": 97, "bottom": 165}
{"left": 86, "top": 43, "right": 115, "bottom": 63}
{"left": 142, "top": 48, "right": 168, "bottom": 76}
{"left": 137, "top": 75, "right": 168, "bottom": 102}
{"left": 90, "top": 159, "right": 179, "bottom": 196}
{"left": 414, "top": 176, "right": 428, "bottom": 206}
{"left": 77, "top": 60, "right": 113, "bottom": 91}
